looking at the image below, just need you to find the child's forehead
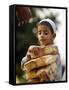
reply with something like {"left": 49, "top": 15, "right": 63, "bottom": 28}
{"left": 38, "top": 24, "right": 49, "bottom": 28}
{"left": 37, "top": 24, "right": 51, "bottom": 31}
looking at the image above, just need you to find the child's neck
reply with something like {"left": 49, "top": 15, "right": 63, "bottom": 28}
{"left": 40, "top": 42, "right": 54, "bottom": 46}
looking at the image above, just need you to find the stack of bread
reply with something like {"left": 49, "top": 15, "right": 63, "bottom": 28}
{"left": 21, "top": 45, "right": 59, "bottom": 83}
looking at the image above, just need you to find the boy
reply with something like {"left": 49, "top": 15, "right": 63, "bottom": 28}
{"left": 21, "top": 18, "right": 62, "bottom": 83}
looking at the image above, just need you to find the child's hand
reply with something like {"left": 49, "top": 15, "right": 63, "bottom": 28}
{"left": 38, "top": 71, "right": 50, "bottom": 82}
{"left": 27, "top": 45, "right": 40, "bottom": 59}
{"left": 27, "top": 78, "right": 40, "bottom": 83}
{"left": 37, "top": 62, "right": 57, "bottom": 82}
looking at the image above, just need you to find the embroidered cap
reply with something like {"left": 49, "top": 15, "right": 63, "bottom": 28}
{"left": 38, "top": 18, "right": 56, "bottom": 33}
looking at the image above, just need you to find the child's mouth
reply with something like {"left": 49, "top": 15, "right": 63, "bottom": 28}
{"left": 40, "top": 39, "right": 46, "bottom": 44}
{"left": 40, "top": 38, "right": 45, "bottom": 42}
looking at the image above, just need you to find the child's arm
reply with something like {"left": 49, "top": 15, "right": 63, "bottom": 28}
{"left": 21, "top": 46, "right": 34, "bottom": 70}
{"left": 21, "top": 55, "right": 31, "bottom": 71}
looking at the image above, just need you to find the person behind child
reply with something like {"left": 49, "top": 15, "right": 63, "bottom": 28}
{"left": 21, "top": 18, "right": 62, "bottom": 82}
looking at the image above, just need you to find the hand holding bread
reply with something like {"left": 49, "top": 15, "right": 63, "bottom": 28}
{"left": 21, "top": 45, "right": 59, "bottom": 83}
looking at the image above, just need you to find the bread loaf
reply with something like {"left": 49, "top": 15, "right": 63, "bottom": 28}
{"left": 22, "top": 45, "right": 58, "bottom": 81}
{"left": 27, "top": 45, "right": 58, "bottom": 59}
{"left": 24, "top": 62, "right": 57, "bottom": 80}
{"left": 23, "top": 55, "right": 57, "bottom": 72}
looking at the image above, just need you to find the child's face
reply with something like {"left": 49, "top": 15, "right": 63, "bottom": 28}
{"left": 37, "top": 24, "right": 55, "bottom": 46}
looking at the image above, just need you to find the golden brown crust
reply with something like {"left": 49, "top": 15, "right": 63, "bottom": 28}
{"left": 23, "top": 55, "right": 57, "bottom": 72}
{"left": 24, "top": 62, "right": 57, "bottom": 81}
{"left": 22, "top": 45, "right": 58, "bottom": 82}
{"left": 27, "top": 45, "right": 59, "bottom": 59}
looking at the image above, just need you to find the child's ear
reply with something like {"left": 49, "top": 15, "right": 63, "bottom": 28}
{"left": 53, "top": 33, "right": 56, "bottom": 39}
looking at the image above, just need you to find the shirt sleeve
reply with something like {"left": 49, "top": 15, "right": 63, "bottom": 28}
{"left": 21, "top": 56, "right": 28, "bottom": 65}
{"left": 21, "top": 54, "right": 31, "bottom": 70}
{"left": 56, "top": 55, "right": 62, "bottom": 81}
{"left": 21, "top": 56, "right": 28, "bottom": 69}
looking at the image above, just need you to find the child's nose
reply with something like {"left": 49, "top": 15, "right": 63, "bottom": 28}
{"left": 41, "top": 33, "right": 45, "bottom": 38}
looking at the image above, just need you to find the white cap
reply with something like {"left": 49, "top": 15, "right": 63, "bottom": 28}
{"left": 38, "top": 18, "right": 56, "bottom": 33}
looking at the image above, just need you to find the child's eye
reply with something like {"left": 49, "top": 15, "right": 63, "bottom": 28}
{"left": 38, "top": 32, "right": 41, "bottom": 35}
{"left": 44, "top": 32, "right": 48, "bottom": 35}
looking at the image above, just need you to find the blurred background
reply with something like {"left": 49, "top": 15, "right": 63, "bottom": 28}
{"left": 15, "top": 6, "right": 66, "bottom": 83}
